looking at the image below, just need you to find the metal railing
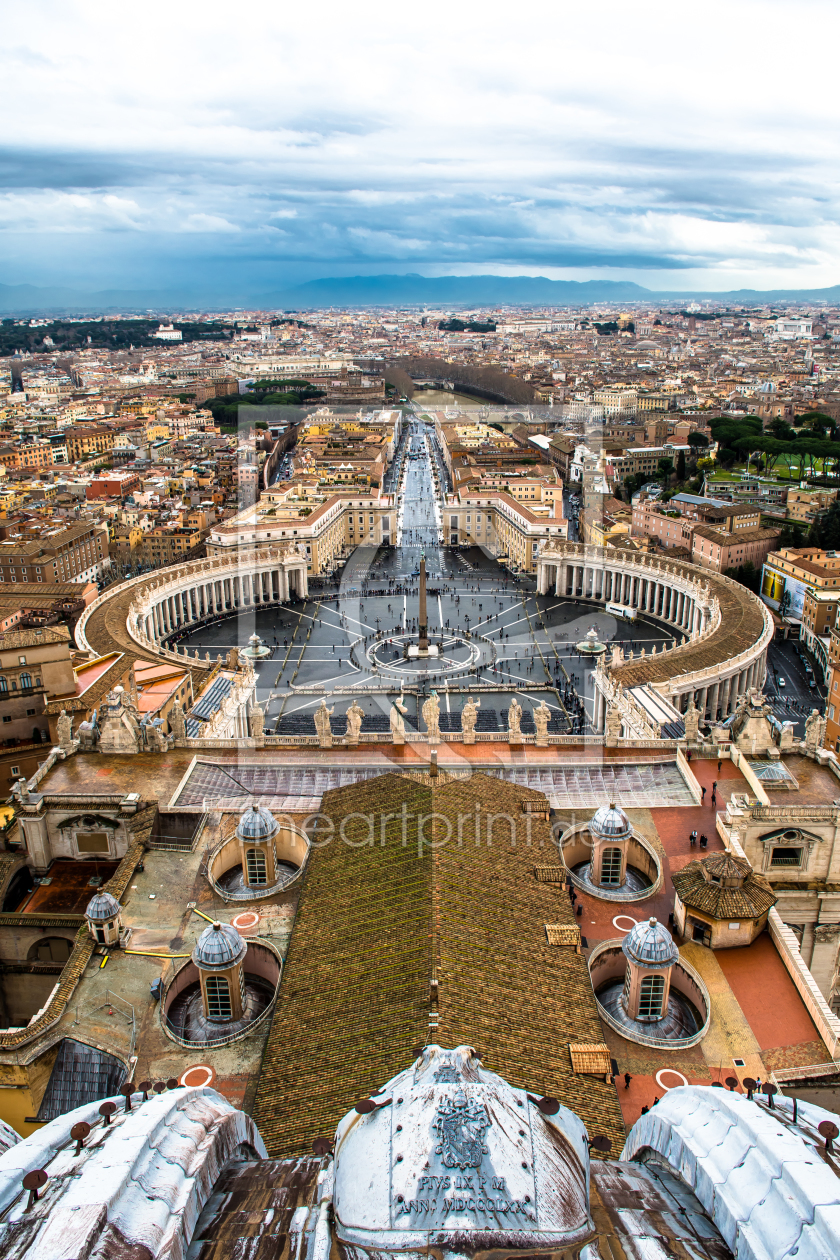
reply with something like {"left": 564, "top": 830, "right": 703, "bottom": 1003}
{"left": 159, "top": 939, "right": 283, "bottom": 1050}
{"left": 205, "top": 831, "right": 309, "bottom": 902}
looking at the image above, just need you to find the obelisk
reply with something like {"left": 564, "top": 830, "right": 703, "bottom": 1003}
{"left": 418, "top": 554, "right": 429, "bottom": 650}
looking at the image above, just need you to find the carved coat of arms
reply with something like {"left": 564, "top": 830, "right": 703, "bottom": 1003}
{"left": 433, "top": 1088, "right": 490, "bottom": 1169}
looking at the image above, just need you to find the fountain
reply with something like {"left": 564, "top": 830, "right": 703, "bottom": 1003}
{"left": 242, "top": 632, "right": 271, "bottom": 660}
{"left": 575, "top": 625, "right": 607, "bottom": 657}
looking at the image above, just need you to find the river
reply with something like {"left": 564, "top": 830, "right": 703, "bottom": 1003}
{"left": 411, "top": 389, "right": 484, "bottom": 412}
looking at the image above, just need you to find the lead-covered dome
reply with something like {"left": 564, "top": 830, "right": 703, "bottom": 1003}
{"left": 590, "top": 802, "right": 631, "bottom": 840}
{"left": 622, "top": 917, "right": 679, "bottom": 969}
{"left": 236, "top": 802, "right": 279, "bottom": 843}
{"left": 192, "top": 921, "right": 247, "bottom": 971}
{"left": 85, "top": 891, "right": 120, "bottom": 923}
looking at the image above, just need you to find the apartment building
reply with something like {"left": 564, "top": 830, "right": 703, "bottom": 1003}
{"left": 0, "top": 522, "right": 110, "bottom": 586}
{"left": 592, "top": 388, "right": 637, "bottom": 417}
{"left": 86, "top": 472, "right": 143, "bottom": 500}
{"left": 704, "top": 476, "right": 789, "bottom": 514}
{"left": 823, "top": 625, "right": 840, "bottom": 752}
{"left": 207, "top": 486, "right": 396, "bottom": 575}
{"left": 786, "top": 487, "right": 838, "bottom": 524}
{"left": 446, "top": 492, "right": 567, "bottom": 572}
{"left": 143, "top": 526, "right": 206, "bottom": 567}
{"left": 761, "top": 548, "right": 840, "bottom": 669}
{"left": 608, "top": 443, "right": 691, "bottom": 481}
{"left": 0, "top": 625, "right": 75, "bottom": 746}
{"left": 64, "top": 426, "right": 117, "bottom": 463}
{"left": 690, "top": 524, "right": 781, "bottom": 573}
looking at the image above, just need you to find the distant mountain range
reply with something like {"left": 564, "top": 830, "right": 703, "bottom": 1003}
{"left": 3, "top": 273, "right": 840, "bottom": 315}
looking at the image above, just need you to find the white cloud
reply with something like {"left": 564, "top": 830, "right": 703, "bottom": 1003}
{"left": 183, "top": 212, "right": 239, "bottom": 233}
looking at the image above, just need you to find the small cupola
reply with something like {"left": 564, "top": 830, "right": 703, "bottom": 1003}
{"left": 84, "top": 891, "right": 122, "bottom": 946}
{"left": 589, "top": 802, "right": 632, "bottom": 887}
{"left": 235, "top": 802, "right": 280, "bottom": 888}
{"left": 192, "top": 921, "right": 248, "bottom": 1023}
{"left": 620, "top": 917, "right": 679, "bottom": 1022}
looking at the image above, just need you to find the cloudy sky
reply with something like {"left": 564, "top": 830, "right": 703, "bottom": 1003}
{"left": 3, "top": 0, "right": 839, "bottom": 297}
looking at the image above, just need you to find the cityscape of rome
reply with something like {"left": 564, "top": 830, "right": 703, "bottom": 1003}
{"left": 5, "top": 3, "right": 840, "bottom": 1258}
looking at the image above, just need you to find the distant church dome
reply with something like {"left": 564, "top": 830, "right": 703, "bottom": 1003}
{"left": 192, "top": 921, "right": 247, "bottom": 971}
{"left": 236, "top": 802, "right": 279, "bottom": 843}
{"left": 622, "top": 917, "right": 679, "bottom": 969}
{"left": 85, "top": 891, "right": 120, "bottom": 923}
{"left": 590, "top": 802, "right": 631, "bottom": 840}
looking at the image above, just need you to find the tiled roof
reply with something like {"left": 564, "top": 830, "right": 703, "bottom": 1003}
{"left": 569, "top": 1043, "right": 612, "bottom": 1075}
{"left": 252, "top": 772, "right": 625, "bottom": 1158}
{"left": 672, "top": 854, "right": 776, "bottom": 920}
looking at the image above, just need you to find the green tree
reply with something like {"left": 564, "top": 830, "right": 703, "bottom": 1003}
{"left": 769, "top": 418, "right": 796, "bottom": 441}
{"left": 658, "top": 457, "right": 675, "bottom": 487}
{"left": 676, "top": 449, "right": 686, "bottom": 481}
{"left": 808, "top": 500, "right": 840, "bottom": 550}
{"left": 724, "top": 561, "right": 760, "bottom": 594}
{"left": 687, "top": 431, "right": 709, "bottom": 450}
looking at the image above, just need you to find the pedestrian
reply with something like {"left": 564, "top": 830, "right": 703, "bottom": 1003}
{"left": 690, "top": 830, "right": 697, "bottom": 846}
{"left": 717, "top": 758, "right": 722, "bottom": 774}
{"left": 712, "top": 780, "right": 717, "bottom": 794}
{"left": 701, "top": 785, "right": 706, "bottom": 801}
{"left": 710, "top": 791, "right": 716, "bottom": 808}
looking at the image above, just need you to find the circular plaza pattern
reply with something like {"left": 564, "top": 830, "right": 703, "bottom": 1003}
{"left": 366, "top": 632, "right": 488, "bottom": 679}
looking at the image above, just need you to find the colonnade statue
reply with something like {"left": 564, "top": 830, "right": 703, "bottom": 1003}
{"left": 390, "top": 694, "right": 408, "bottom": 745}
{"left": 345, "top": 701, "right": 364, "bottom": 745}
{"left": 315, "top": 698, "right": 335, "bottom": 748}
{"left": 422, "top": 690, "right": 441, "bottom": 742}
{"left": 507, "top": 696, "right": 522, "bottom": 741}
{"left": 533, "top": 700, "right": 551, "bottom": 746}
{"left": 461, "top": 697, "right": 479, "bottom": 744}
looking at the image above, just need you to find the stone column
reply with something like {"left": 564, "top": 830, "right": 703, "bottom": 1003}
{"left": 708, "top": 680, "right": 720, "bottom": 723}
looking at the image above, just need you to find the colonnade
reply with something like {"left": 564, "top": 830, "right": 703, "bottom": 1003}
{"left": 537, "top": 544, "right": 773, "bottom": 728}
{"left": 133, "top": 553, "right": 308, "bottom": 647}
{"left": 540, "top": 558, "right": 709, "bottom": 636}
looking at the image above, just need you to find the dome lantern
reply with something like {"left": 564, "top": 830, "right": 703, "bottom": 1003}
{"left": 589, "top": 802, "right": 632, "bottom": 887}
{"left": 620, "top": 917, "right": 679, "bottom": 1023}
{"left": 192, "top": 921, "right": 248, "bottom": 1023}
{"left": 85, "top": 890, "right": 122, "bottom": 946}
{"left": 235, "top": 802, "right": 280, "bottom": 888}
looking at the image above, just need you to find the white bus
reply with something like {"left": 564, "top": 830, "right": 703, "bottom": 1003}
{"left": 606, "top": 602, "right": 637, "bottom": 622}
